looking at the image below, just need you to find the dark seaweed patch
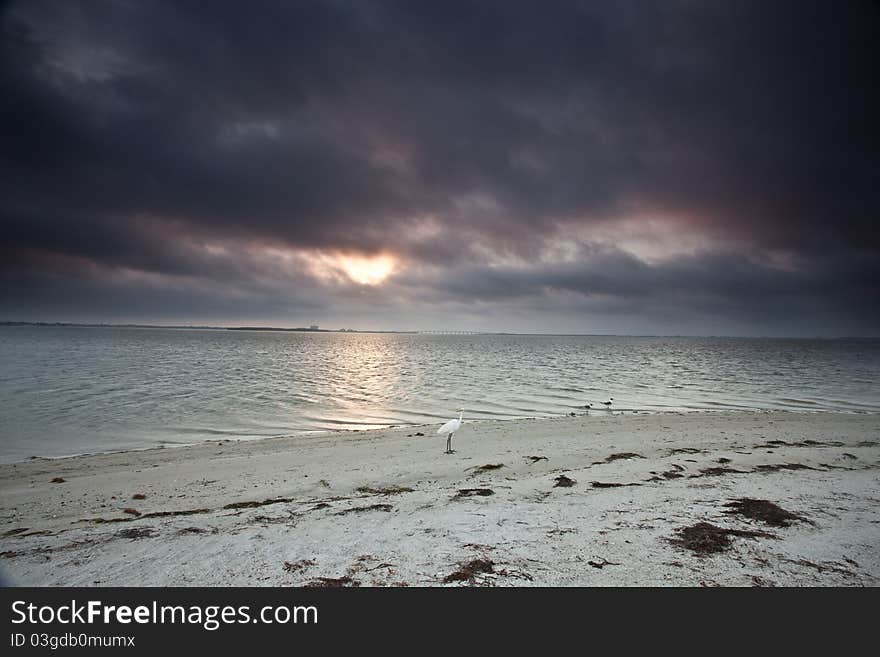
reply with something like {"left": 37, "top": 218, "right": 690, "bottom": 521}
{"left": 142, "top": 508, "right": 211, "bottom": 519}
{"left": 723, "top": 498, "right": 806, "bottom": 527}
{"left": 754, "top": 463, "right": 816, "bottom": 472}
{"left": 86, "top": 508, "right": 211, "bottom": 524}
{"left": 453, "top": 488, "right": 495, "bottom": 499}
{"left": 356, "top": 485, "right": 414, "bottom": 495}
{"left": 223, "top": 497, "right": 295, "bottom": 510}
{"left": 669, "top": 522, "right": 774, "bottom": 555}
{"left": 304, "top": 576, "right": 360, "bottom": 588}
{"left": 3, "top": 528, "right": 29, "bottom": 538}
{"left": 443, "top": 559, "right": 495, "bottom": 583}
{"left": 334, "top": 503, "right": 393, "bottom": 516}
{"left": 756, "top": 439, "right": 844, "bottom": 448}
{"left": 594, "top": 452, "right": 645, "bottom": 464}
{"left": 176, "top": 526, "right": 215, "bottom": 535}
{"left": 467, "top": 464, "right": 504, "bottom": 475}
{"left": 696, "top": 467, "right": 747, "bottom": 477}
{"left": 117, "top": 527, "right": 157, "bottom": 540}
{"left": 283, "top": 559, "right": 316, "bottom": 573}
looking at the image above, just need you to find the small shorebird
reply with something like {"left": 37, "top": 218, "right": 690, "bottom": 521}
{"left": 602, "top": 398, "right": 613, "bottom": 409}
{"left": 583, "top": 403, "right": 593, "bottom": 414}
{"left": 437, "top": 410, "right": 463, "bottom": 454}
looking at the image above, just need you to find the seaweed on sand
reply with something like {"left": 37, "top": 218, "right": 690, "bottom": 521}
{"left": 667, "top": 448, "right": 703, "bottom": 456}
{"left": 304, "top": 576, "right": 360, "bottom": 588}
{"left": 86, "top": 508, "right": 212, "bottom": 524}
{"left": 356, "top": 485, "right": 414, "bottom": 495}
{"left": 588, "top": 558, "right": 620, "bottom": 569}
{"left": 3, "top": 528, "right": 29, "bottom": 537}
{"left": 117, "top": 527, "right": 157, "bottom": 540}
{"left": 334, "top": 503, "right": 393, "bottom": 516}
{"left": 223, "top": 497, "right": 295, "bottom": 510}
{"left": 722, "top": 498, "right": 806, "bottom": 527}
{"left": 594, "top": 452, "right": 645, "bottom": 464}
{"left": 253, "top": 513, "right": 298, "bottom": 525}
{"left": 176, "top": 526, "right": 215, "bottom": 535}
{"left": 669, "top": 522, "right": 774, "bottom": 555}
{"left": 283, "top": 559, "right": 316, "bottom": 573}
{"left": 696, "top": 467, "right": 747, "bottom": 477}
{"left": 467, "top": 464, "right": 504, "bottom": 475}
{"left": 753, "top": 463, "right": 816, "bottom": 472}
{"left": 443, "top": 559, "right": 495, "bottom": 583}
{"left": 453, "top": 488, "right": 495, "bottom": 499}
{"left": 141, "top": 508, "right": 211, "bottom": 519}
{"left": 756, "top": 439, "right": 844, "bottom": 448}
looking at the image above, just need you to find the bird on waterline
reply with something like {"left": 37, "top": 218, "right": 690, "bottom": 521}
{"left": 438, "top": 410, "right": 463, "bottom": 454}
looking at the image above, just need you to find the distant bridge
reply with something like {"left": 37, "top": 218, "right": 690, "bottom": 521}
{"left": 418, "top": 330, "right": 487, "bottom": 335}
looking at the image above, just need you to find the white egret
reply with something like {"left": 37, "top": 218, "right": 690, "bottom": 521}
{"left": 438, "top": 410, "right": 463, "bottom": 454}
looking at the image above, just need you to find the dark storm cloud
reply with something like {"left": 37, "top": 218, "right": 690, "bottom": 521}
{"left": 424, "top": 250, "right": 878, "bottom": 306}
{"left": 1, "top": 0, "right": 878, "bottom": 333}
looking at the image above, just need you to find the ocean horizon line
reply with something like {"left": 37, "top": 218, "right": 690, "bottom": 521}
{"left": 1, "top": 320, "right": 878, "bottom": 340}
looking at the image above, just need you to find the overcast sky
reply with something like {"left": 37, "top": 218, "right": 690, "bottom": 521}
{"left": 2, "top": 1, "right": 878, "bottom": 335}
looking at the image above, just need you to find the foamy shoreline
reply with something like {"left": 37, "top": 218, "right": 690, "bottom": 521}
{"left": 1, "top": 411, "right": 878, "bottom": 586}
{"left": 2, "top": 408, "right": 868, "bottom": 466}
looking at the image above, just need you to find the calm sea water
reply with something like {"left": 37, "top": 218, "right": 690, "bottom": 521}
{"left": 0, "top": 326, "right": 878, "bottom": 462}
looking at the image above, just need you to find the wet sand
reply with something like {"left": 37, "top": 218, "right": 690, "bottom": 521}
{"left": 1, "top": 411, "right": 878, "bottom": 586}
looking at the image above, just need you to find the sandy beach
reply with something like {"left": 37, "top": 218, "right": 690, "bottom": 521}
{"left": 1, "top": 411, "right": 878, "bottom": 587}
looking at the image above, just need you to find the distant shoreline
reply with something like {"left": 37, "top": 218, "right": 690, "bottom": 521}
{"left": 0, "top": 321, "right": 417, "bottom": 334}
{"left": 1, "top": 321, "right": 876, "bottom": 339}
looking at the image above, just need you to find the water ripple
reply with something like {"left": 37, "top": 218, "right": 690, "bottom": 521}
{"left": 0, "top": 327, "right": 878, "bottom": 461}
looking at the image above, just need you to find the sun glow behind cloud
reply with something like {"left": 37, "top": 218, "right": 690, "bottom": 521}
{"left": 304, "top": 251, "right": 397, "bottom": 286}
{"left": 336, "top": 253, "right": 396, "bottom": 285}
